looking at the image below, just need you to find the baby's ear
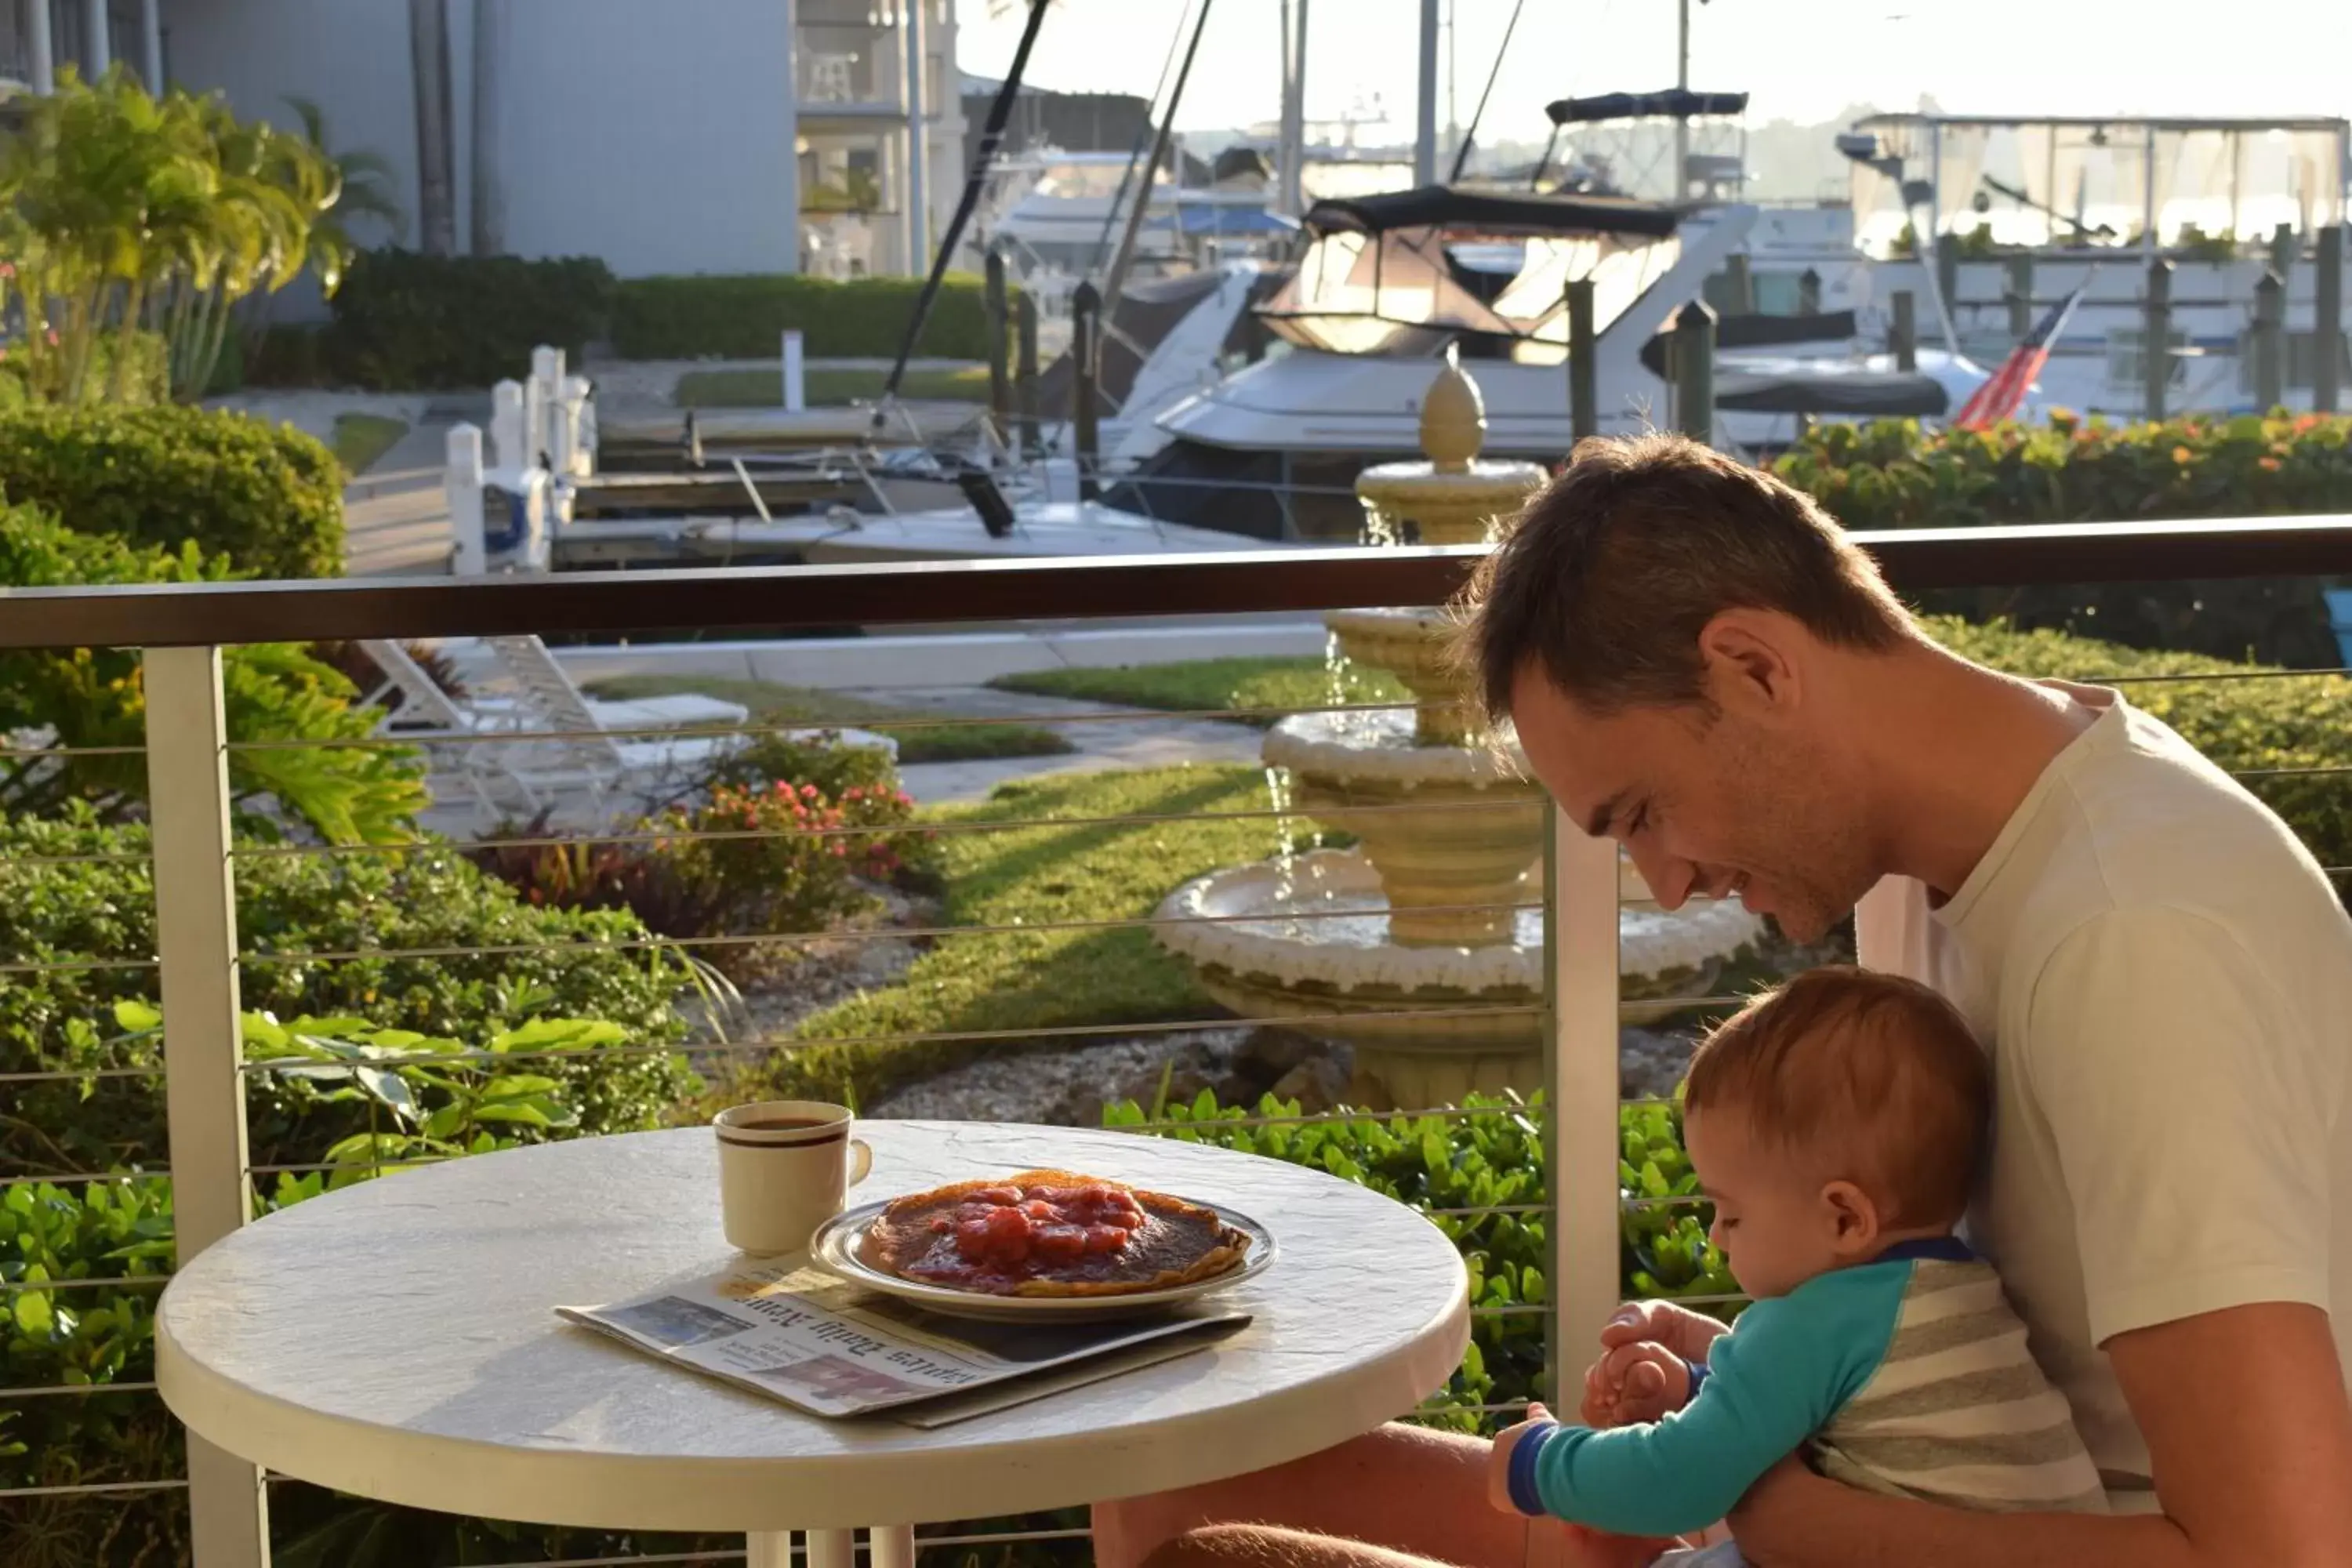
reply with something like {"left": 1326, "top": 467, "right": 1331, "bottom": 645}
{"left": 1818, "top": 1178, "right": 1881, "bottom": 1259}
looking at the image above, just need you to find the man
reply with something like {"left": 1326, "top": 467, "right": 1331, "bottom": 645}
{"left": 1096, "top": 435, "right": 2352, "bottom": 1568}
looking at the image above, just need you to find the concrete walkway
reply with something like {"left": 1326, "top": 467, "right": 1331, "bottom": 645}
{"left": 344, "top": 417, "right": 459, "bottom": 579}
{"left": 868, "top": 685, "right": 1268, "bottom": 804}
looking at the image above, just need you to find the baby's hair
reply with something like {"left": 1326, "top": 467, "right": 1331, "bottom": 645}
{"left": 1683, "top": 966, "right": 1990, "bottom": 1228}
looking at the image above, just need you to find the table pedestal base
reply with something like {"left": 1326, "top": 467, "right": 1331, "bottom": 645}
{"left": 748, "top": 1525, "right": 915, "bottom": 1566}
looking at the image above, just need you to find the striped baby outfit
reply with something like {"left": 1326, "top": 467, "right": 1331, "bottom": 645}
{"left": 1505, "top": 1237, "right": 2107, "bottom": 1541}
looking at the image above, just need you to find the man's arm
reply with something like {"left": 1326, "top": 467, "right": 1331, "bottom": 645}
{"left": 1728, "top": 1301, "right": 2352, "bottom": 1568}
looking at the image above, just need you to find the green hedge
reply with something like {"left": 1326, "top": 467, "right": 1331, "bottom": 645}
{"left": 1113, "top": 1092, "right": 1736, "bottom": 1431}
{"left": 0, "top": 405, "right": 343, "bottom": 579}
{"left": 325, "top": 248, "right": 618, "bottom": 390}
{"left": 612, "top": 273, "right": 1005, "bottom": 361}
{"left": 1776, "top": 412, "right": 2352, "bottom": 667}
{"left": 0, "top": 811, "right": 699, "bottom": 1181}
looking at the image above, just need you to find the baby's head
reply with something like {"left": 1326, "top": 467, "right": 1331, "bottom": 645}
{"left": 1681, "top": 965, "right": 1988, "bottom": 1299}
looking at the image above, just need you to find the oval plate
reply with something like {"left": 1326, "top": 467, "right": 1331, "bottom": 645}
{"left": 808, "top": 1196, "right": 1276, "bottom": 1324}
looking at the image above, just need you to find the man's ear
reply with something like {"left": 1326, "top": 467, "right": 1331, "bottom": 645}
{"left": 1818, "top": 1179, "right": 1882, "bottom": 1261}
{"left": 1696, "top": 610, "right": 1801, "bottom": 716}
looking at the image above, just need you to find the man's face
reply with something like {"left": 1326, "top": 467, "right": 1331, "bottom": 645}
{"left": 1508, "top": 659, "right": 1875, "bottom": 944}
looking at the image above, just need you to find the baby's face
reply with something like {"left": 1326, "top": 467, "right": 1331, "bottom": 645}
{"left": 1682, "top": 1105, "right": 1852, "bottom": 1299}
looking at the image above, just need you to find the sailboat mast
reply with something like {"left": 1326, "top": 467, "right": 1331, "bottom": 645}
{"left": 1673, "top": 0, "right": 1690, "bottom": 198}
{"left": 1415, "top": 0, "right": 1440, "bottom": 184}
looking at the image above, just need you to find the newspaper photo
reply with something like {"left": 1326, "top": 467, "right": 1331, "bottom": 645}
{"left": 558, "top": 1260, "right": 1248, "bottom": 1422}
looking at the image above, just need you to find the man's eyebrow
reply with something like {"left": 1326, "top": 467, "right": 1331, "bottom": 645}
{"left": 1584, "top": 791, "right": 1627, "bottom": 839}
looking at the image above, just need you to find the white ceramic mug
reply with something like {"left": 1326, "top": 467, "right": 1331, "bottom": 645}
{"left": 714, "top": 1100, "right": 873, "bottom": 1256}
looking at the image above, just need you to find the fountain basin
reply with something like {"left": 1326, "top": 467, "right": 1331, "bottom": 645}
{"left": 1265, "top": 709, "right": 1544, "bottom": 946}
{"left": 1155, "top": 848, "right": 1767, "bottom": 1107}
{"left": 1324, "top": 607, "right": 1486, "bottom": 746}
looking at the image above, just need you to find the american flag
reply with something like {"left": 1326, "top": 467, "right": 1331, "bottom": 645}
{"left": 1951, "top": 284, "right": 2089, "bottom": 430}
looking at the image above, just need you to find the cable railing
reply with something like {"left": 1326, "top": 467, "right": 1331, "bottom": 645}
{"left": 5, "top": 519, "right": 2352, "bottom": 1567}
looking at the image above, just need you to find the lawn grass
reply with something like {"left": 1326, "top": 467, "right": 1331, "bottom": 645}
{"left": 990, "top": 656, "right": 1411, "bottom": 728}
{"left": 583, "top": 673, "right": 1074, "bottom": 764}
{"left": 673, "top": 365, "right": 993, "bottom": 409}
{"left": 746, "top": 763, "right": 1284, "bottom": 1107}
{"left": 331, "top": 412, "right": 410, "bottom": 477}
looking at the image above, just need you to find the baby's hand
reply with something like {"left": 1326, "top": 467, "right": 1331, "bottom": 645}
{"left": 1486, "top": 1400, "right": 1559, "bottom": 1515}
{"left": 1581, "top": 1340, "right": 1693, "bottom": 1427}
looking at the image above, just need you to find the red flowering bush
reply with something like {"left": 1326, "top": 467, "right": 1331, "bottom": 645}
{"left": 476, "top": 768, "right": 927, "bottom": 980}
{"left": 650, "top": 777, "right": 922, "bottom": 945}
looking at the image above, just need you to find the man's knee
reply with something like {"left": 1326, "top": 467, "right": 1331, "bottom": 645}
{"left": 1142, "top": 1523, "right": 1294, "bottom": 1568}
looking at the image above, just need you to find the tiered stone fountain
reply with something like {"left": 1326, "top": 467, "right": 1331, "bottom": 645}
{"left": 1155, "top": 350, "right": 1763, "bottom": 1109}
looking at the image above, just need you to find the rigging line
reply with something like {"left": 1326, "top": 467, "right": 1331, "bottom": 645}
{"left": 875, "top": 0, "right": 1054, "bottom": 416}
{"left": 1449, "top": 0, "right": 1528, "bottom": 183}
{"left": 1090, "top": 0, "right": 1200, "bottom": 276}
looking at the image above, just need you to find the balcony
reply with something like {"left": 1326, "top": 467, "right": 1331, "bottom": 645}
{"left": 6, "top": 522, "right": 2352, "bottom": 1563}
{"left": 797, "top": 20, "right": 905, "bottom": 118}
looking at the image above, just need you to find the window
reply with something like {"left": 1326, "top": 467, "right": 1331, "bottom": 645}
{"left": 2105, "top": 328, "right": 2190, "bottom": 390}
{"left": 2234, "top": 329, "right": 2352, "bottom": 393}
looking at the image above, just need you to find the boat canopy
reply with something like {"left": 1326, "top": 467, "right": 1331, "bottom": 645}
{"left": 1546, "top": 89, "right": 1750, "bottom": 126}
{"left": 1301, "top": 184, "right": 1679, "bottom": 239}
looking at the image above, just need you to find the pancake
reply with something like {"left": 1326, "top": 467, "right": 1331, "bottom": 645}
{"left": 857, "top": 1169, "right": 1250, "bottom": 1298}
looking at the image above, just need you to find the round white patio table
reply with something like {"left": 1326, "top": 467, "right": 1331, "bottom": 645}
{"left": 158, "top": 1120, "right": 1470, "bottom": 1566}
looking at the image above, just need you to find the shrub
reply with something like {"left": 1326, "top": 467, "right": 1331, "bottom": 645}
{"left": 0, "top": 403, "right": 343, "bottom": 579}
{"left": 0, "top": 505, "right": 424, "bottom": 840}
{"left": 474, "top": 761, "right": 926, "bottom": 982}
{"left": 611, "top": 272, "right": 1007, "bottom": 361}
{"left": 2, "top": 1012, "right": 716, "bottom": 1568}
{"left": 1112, "top": 1091, "right": 1737, "bottom": 1429}
{"left": 206, "top": 324, "right": 335, "bottom": 394}
{"left": 325, "top": 247, "right": 617, "bottom": 390}
{"left": 1775, "top": 411, "right": 2352, "bottom": 666}
{"left": 0, "top": 328, "right": 169, "bottom": 408}
{"left": 1925, "top": 614, "right": 2352, "bottom": 876}
{"left": 0, "top": 811, "right": 699, "bottom": 1179}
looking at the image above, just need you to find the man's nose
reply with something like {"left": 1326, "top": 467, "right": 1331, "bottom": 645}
{"left": 1626, "top": 841, "right": 1697, "bottom": 911}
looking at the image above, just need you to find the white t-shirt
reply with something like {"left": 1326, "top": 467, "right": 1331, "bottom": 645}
{"left": 1855, "top": 684, "right": 2352, "bottom": 1512}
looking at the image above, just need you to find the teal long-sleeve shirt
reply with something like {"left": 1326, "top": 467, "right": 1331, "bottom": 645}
{"left": 1512, "top": 1251, "right": 1922, "bottom": 1538}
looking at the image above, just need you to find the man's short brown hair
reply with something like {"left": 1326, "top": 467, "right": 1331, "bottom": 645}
{"left": 1455, "top": 434, "right": 1914, "bottom": 721}
{"left": 1683, "top": 966, "right": 1989, "bottom": 1229}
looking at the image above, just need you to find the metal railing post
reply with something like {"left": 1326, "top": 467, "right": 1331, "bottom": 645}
{"left": 1566, "top": 278, "right": 1598, "bottom": 443}
{"left": 984, "top": 248, "right": 1012, "bottom": 443}
{"left": 2316, "top": 224, "right": 2344, "bottom": 415}
{"left": 1073, "top": 281, "right": 1102, "bottom": 502}
{"left": 2005, "top": 254, "right": 2034, "bottom": 343}
{"left": 1669, "top": 299, "right": 1716, "bottom": 447}
{"left": 1014, "top": 292, "right": 1041, "bottom": 459}
{"left": 1889, "top": 290, "right": 1918, "bottom": 372}
{"left": 144, "top": 646, "right": 270, "bottom": 1567}
{"left": 2253, "top": 269, "right": 2287, "bottom": 412}
{"left": 1548, "top": 804, "right": 1623, "bottom": 1385}
{"left": 2144, "top": 257, "right": 2173, "bottom": 424}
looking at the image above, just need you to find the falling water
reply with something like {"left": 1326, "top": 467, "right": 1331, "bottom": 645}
{"left": 1265, "top": 765, "right": 1298, "bottom": 904}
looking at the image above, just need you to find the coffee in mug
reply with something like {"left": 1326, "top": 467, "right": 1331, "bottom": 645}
{"left": 713, "top": 1100, "right": 873, "bottom": 1255}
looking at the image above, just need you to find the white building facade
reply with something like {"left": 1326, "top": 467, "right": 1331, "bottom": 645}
{"left": 1, "top": 0, "right": 963, "bottom": 280}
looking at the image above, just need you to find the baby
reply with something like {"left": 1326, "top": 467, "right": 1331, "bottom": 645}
{"left": 1488, "top": 966, "right": 2107, "bottom": 1565}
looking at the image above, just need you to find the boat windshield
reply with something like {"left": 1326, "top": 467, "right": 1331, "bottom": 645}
{"left": 1258, "top": 223, "right": 1682, "bottom": 361}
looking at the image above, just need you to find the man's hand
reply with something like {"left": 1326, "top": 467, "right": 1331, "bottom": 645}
{"left": 1582, "top": 1340, "right": 1693, "bottom": 1427}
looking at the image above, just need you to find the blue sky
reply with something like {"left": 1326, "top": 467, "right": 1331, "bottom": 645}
{"left": 952, "top": 0, "right": 2352, "bottom": 144}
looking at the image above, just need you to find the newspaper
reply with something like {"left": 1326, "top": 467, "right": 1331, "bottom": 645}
{"left": 558, "top": 1260, "right": 1248, "bottom": 1425}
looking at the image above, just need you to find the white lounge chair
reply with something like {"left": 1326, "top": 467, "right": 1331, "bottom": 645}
{"left": 358, "top": 638, "right": 751, "bottom": 735}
